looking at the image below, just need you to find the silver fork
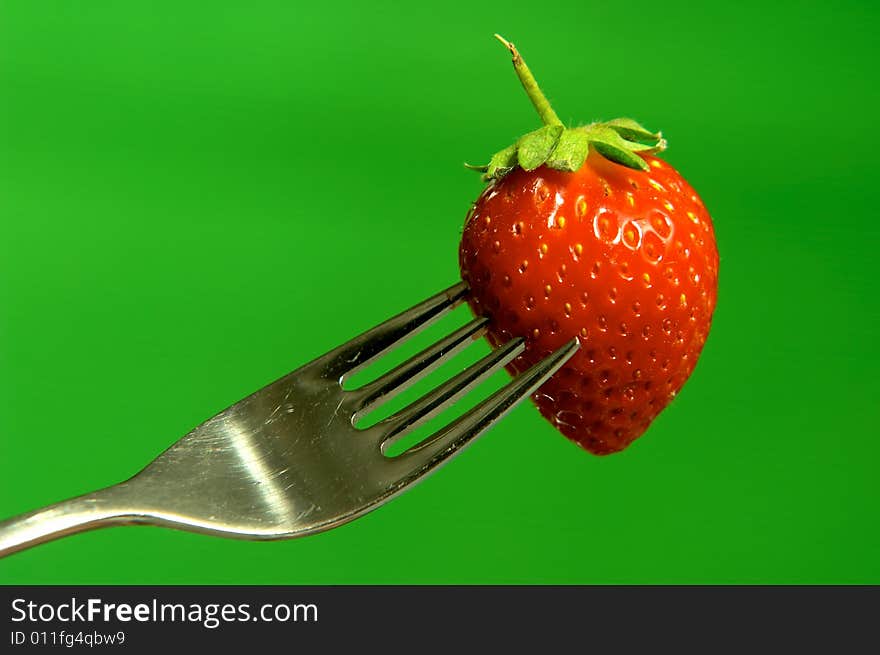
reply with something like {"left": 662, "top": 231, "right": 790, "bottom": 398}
{"left": 0, "top": 282, "right": 577, "bottom": 558}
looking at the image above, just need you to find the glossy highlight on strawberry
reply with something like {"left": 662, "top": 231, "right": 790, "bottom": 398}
{"left": 458, "top": 37, "right": 719, "bottom": 455}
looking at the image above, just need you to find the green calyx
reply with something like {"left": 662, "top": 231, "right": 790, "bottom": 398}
{"left": 468, "top": 35, "right": 667, "bottom": 183}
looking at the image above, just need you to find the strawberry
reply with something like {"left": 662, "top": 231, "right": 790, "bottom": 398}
{"left": 459, "top": 36, "right": 719, "bottom": 455}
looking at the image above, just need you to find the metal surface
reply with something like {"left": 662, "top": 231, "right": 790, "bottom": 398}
{"left": 0, "top": 282, "right": 578, "bottom": 558}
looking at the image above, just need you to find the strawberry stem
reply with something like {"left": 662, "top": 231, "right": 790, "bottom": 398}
{"left": 471, "top": 36, "right": 667, "bottom": 180}
{"left": 494, "top": 34, "right": 562, "bottom": 127}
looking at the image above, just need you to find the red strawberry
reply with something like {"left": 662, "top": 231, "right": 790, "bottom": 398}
{"left": 459, "top": 36, "right": 718, "bottom": 455}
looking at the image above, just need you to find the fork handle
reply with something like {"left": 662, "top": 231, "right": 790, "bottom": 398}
{"left": 0, "top": 483, "right": 148, "bottom": 558}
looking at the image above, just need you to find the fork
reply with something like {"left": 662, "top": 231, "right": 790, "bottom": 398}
{"left": 0, "top": 282, "right": 578, "bottom": 558}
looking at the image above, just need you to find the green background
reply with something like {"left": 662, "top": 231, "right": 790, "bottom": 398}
{"left": 1, "top": 0, "right": 877, "bottom": 584}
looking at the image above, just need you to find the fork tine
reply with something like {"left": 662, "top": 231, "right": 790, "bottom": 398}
{"left": 374, "top": 337, "right": 525, "bottom": 450}
{"left": 394, "top": 338, "right": 579, "bottom": 471}
{"left": 349, "top": 316, "right": 489, "bottom": 419}
{"left": 307, "top": 282, "right": 469, "bottom": 381}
